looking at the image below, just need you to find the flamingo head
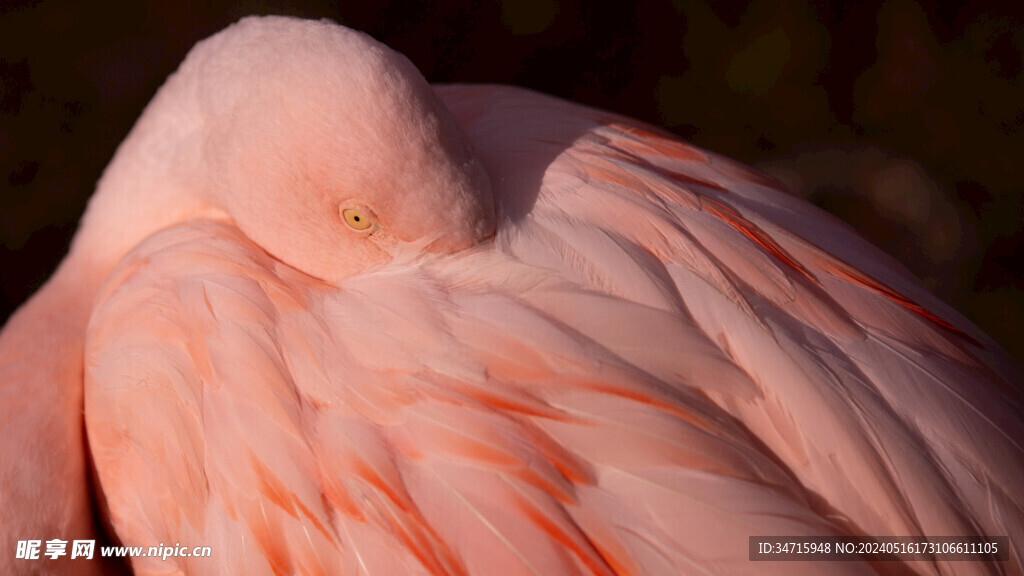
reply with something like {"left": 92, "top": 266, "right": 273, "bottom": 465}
{"left": 157, "top": 16, "right": 496, "bottom": 284}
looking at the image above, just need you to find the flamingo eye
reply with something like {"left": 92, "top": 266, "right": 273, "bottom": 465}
{"left": 341, "top": 208, "right": 372, "bottom": 232}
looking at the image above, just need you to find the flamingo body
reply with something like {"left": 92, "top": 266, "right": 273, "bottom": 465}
{"left": 1, "top": 16, "right": 1022, "bottom": 576}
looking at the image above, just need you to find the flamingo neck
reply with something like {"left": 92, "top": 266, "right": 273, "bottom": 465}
{"left": 0, "top": 178, "right": 224, "bottom": 564}
{"left": 0, "top": 256, "right": 100, "bottom": 560}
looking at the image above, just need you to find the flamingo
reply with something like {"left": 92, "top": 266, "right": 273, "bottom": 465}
{"left": 0, "top": 15, "right": 1021, "bottom": 576}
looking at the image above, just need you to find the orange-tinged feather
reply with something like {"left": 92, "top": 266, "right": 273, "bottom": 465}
{"left": 251, "top": 452, "right": 300, "bottom": 520}
{"left": 601, "top": 121, "right": 707, "bottom": 164}
{"left": 699, "top": 196, "right": 816, "bottom": 283}
{"left": 320, "top": 475, "right": 366, "bottom": 521}
{"left": 514, "top": 492, "right": 615, "bottom": 576}
{"left": 249, "top": 506, "right": 295, "bottom": 576}
{"left": 824, "top": 258, "right": 978, "bottom": 343}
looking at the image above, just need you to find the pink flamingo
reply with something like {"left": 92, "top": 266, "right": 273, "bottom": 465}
{"left": 1, "top": 16, "right": 1021, "bottom": 576}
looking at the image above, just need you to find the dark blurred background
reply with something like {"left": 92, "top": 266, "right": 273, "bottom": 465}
{"left": 1, "top": 1, "right": 1022, "bottom": 366}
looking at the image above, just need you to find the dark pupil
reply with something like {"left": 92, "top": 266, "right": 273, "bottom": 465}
{"left": 353, "top": 215, "right": 361, "bottom": 222}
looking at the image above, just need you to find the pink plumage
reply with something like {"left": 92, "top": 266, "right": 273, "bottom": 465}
{"left": 0, "top": 15, "right": 1020, "bottom": 576}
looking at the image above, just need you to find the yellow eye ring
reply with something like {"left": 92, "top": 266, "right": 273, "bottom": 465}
{"left": 341, "top": 208, "right": 372, "bottom": 231}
